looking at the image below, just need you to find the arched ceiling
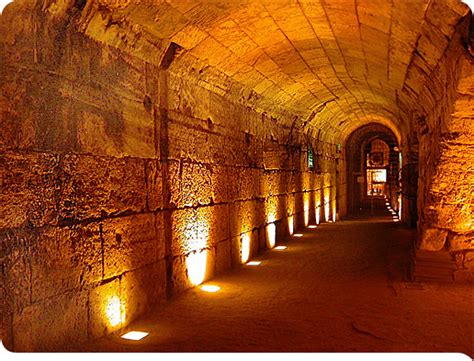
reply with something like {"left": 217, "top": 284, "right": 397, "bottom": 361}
{"left": 60, "top": 0, "right": 472, "bottom": 141}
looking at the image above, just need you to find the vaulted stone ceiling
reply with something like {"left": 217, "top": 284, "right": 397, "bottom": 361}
{"left": 77, "top": 0, "right": 470, "bottom": 141}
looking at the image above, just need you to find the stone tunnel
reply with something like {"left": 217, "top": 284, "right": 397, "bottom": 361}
{"left": 0, "top": 0, "right": 473, "bottom": 354}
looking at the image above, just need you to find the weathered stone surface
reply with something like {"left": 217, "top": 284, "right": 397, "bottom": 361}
{"left": 145, "top": 160, "right": 164, "bottom": 211}
{"left": 120, "top": 261, "right": 167, "bottom": 325}
{"left": 463, "top": 252, "right": 474, "bottom": 270}
{"left": 12, "top": 290, "right": 89, "bottom": 351}
{"left": 0, "top": 229, "right": 33, "bottom": 314}
{"left": 171, "top": 205, "right": 229, "bottom": 256}
{"left": 215, "top": 239, "right": 232, "bottom": 273}
{"left": 0, "top": 152, "right": 59, "bottom": 230}
{"left": 171, "top": 248, "right": 216, "bottom": 293}
{"left": 169, "top": 159, "right": 216, "bottom": 207}
{"left": 229, "top": 200, "right": 265, "bottom": 238}
{"left": 419, "top": 228, "right": 448, "bottom": 252}
{"left": 30, "top": 225, "right": 102, "bottom": 303}
{"left": 0, "top": 0, "right": 472, "bottom": 351}
{"left": 88, "top": 278, "right": 122, "bottom": 340}
{"left": 102, "top": 213, "right": 162, "bottom": 279}
{"left": 448, "top": 233, "right": 474, "bottom": 252}
{"left": 58, "top": 154, "right": 147, "bottom": 221}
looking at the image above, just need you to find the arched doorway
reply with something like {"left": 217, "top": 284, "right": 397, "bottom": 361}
{"left": 346, "top": 123, "right": 401, "bottom": 216}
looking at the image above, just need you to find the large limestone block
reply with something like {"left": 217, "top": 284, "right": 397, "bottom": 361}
{"left": 169, "top": 159, "right": 215, "bottom": 207}
{"left": 419, "top": 227, "right": 448, "bottom": 251}
{"left": 215, "top": 239, "right": 232, "bottom": 273}
{"left": 171, "top": 205, "right": 229, "bottom": 256}
{"left": 0, "top": 229, "right": 33, "bottom": 314}
{"left": 171, "top": 247, "right": 216, "bottom": 293}
{"left": 58, "top": 154, "right": 147, "bottom": 221}
{"left": 102, "top": 213, "right": 163, "bottom": 279}
{"left": 228, "top": 199, "right": 265, "bottom": 238}
{"left": 120, "top": 261, "right": 167, "bottom": 326}
{"left": 145, "top": 159, "right": 164, "bottom": 211}
{"left": 88, "top": 278, "right": 122, "bottom": 340}
{"left": 0, "top": 152, "right": 59, "bottom": 230}
{"left": 11, "top": 289, "right": 89, "bottom": 351}
{"left": 30, "top": 225, "right": 102, "bottom": 303}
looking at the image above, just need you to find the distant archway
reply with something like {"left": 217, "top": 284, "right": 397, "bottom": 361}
{"left": 345, "top": 123, "right": 401, "bottom": 216}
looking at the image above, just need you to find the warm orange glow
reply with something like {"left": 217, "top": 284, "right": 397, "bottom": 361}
{"left": 275, "top": 246, "right": 287, "bottom": 250}
{"left": 200, "top": 284, "right": 221, "bottom": 293}
{"left": 183, "top": 214, "right": 210, "bottom": 286}
{"left": 332, "top": 208, "right": 337, "bottom": 222}
{"left": 121, "top": 331, "right": 149, "bottom": 341}
{"left": 105, "top": 295, "right": 125, "bottom": 328}
{"left": 294, "top": 233, "right": 303, "bottom": 237}
{"left": 186, "top": 250, "right": 208, "bottom": 286}
{"left": 315, "top": 207, "right": 320, "bottom": 224}
{"left": 325, "top": 202, "right": 330, "bottom": 222}
{"left": 266, "top": 223, "right": 276, "bottom": 249}
{"left": 288, "top": 216, "right": 294, "bottom": 235}
{"left": 303, "top": 194, "right": 310, "bottom": 226}
{"left": 240, "top": 233, "right": 251, "bottom": 264}
{"left": 308, "top": 225, "right": 317, "bottom": 229}
{"left": 247, "top": 261, "right": 261, "bottom": 266}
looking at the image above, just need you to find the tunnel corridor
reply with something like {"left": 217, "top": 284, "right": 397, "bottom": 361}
{"left": 81, "top": 214, "right": 472, "bottom": 354}
{"left": 0, "top": 0, "right": 473, "bottom": 354}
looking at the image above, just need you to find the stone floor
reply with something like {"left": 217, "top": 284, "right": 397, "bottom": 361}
{"left": 81, "top": 213, "right": 473, "bottom": 355}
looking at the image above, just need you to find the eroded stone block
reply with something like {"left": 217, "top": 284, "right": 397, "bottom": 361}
{"left": 102, "top": 213, "right": 160, "bottom": 279}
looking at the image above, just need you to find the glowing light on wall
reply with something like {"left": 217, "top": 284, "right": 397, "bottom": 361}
{"left": 308, "top": 225, "right": 317, "bottom": 229}
{"left": 324, "top": 186, "right": 330, "bottom": 222}
{"left": 288, "top": 216, "right": 294, "bottom": 235}
{"left": 105, "top": 295, "right": 125, "bottom": 328}
{"left": 240, "top": 233, "right": 251, "bottom": 264}
{"left": 186, "top": 250, "right": 208, "bottom": 286}
{"left": 294, "top": 233, "right": 303, "bottom": 237}
{"left": 183, "top": 212, "right": 211, "bottom": 286}
{"left": 247, "top": 261, "right": 261, "bottom": 266}
{"left": 303, "top": 194, "right": 310, "bottom": 227}
{"left": 266, "top": 204, "right": 277, "bottom": 224}
{"left": 266, "top": 223, "right": 276, "bottom": 249}
{"left": 200, "top": 284, "right": 221, "bottom": 293}
{"left": 332, "top": 206, "right": 337, "bottom": 222}
{"left": 315, "top": 207, "right": 320, "bottom": 225}
{"left": 398, "top": 194, "right": 402, "bottom": 219}
{"left": 325, "top": 202, "right": 330, "bottom": 223}
{"left": 121, "top": 331, "right": 149, "bottom": 341}
{"left": 275, "top": 246, "right": 287, "bottom": 250}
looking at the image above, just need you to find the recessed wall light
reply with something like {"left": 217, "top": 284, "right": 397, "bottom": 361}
{"left": 200, "top": 284, "right": 221, "bottom": 293}
{"left": 246, "top": 261, "right": 261, "bottom": 266}
{"left": 274, "top": 246, "right": 287, "bottom": 250}
{"left": 121, "top": 331, "right": 149, "bottom": 341}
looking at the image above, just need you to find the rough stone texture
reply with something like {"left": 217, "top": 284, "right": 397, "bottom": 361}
{"left": 12, "top": 290, "right": 89, "bottom": 351}
{"left": 0, "top": 0, "right": 471, "bottom": 351}
{"left": 414, "top": 13, "right": 474, "bottom": 278}
{"left": 30, "top": 225, "right": 102, "bottom": 303}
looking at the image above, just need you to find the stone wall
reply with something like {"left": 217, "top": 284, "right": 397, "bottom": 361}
{"left": 0, "top": 2, "right": 344, "bottom": 350}
{"left": 413, "top": 15, "right": 473, "bottom": 280}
